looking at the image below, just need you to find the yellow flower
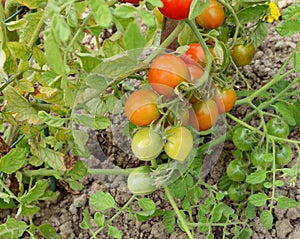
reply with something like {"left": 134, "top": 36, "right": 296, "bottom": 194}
{"left": 267, "top": 2, "right": 280, "bottom": 23}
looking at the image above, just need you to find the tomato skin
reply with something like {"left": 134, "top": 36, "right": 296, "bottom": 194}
{"left": 196, "top": 0, "right": 225, "bottom": 30}
{"left": 228, "top": 182, "right": 247, "bottom": 202}
{"left": 232, "top": 127, "right": 257, "bottom": 151}
{"left": 250, "top": 148, "right": 272, "bottom": 169}
{"left": 159, "top": 0, "right": 193, "bottom": 20}
{"left": 148, "top": 54, "right": 190, "bottom": 97}
{"left": 125, "top": 89, "right": 161, "bottom": 126}
{"left": 183, "top": 43, "right": 215, "bottom": 68}
{"left": 266, "top": 118, "right": 289, "bottom": 138}
{"left": 213, "top": 87, "right": 236, "bottom": 114}
{"left": 275, "top": 143, "right": 293, "bottom": 166}
{"left": 231, "top": 42, "right": 255, "bottom": 66}
{"left": 131, "top": 127, "right": 163, "bottom": 161}
{"left": 164, "top": 127, "right": 193, "bottom": 161}
{"left": 122, "top": 0, "right": 141, "bottom": 4}
{"left": 226, "top": 159, "right": 246, "bottom": 182}
{"left": 189, "top": 99, "right": 219, "bottom": 131}
{"left": 127, "top": 167, "right": 156, "bottom": 195}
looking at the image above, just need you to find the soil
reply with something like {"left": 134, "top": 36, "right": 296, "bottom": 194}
{"left": 1, "top": 1, "right": 300, "bottom": 238}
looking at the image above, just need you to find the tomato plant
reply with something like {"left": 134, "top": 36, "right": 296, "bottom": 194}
{"left": 275, "top": 143, "right": 293, "bottom": 166}
{"left": 213, "top": 87, "right": 236, "bottom": 114}
{"left": 231, "top": 41, "right": 255, "bottom": 66}
{"left": 131, "top": 127, "right": 163, "bottom": 161}
{"left": 148, "top": 54, "right": 190, "bottom": 97}
{"left": 250, "top": 147, "right": 272, "bottom": 169}
{"left": 232, "top": 127, "right": 258, "bottom": 151}
{"left": 127, "top": 167, "right": 156, "bottom": 195}
{"left": 183, "top": 43, "right": 215, "bottom": 68}
{"left": 189, "top": 99, "right": 219, "bottom": 131}
{"left": 228, "top": 182, "right": 247, "bottom": 202}
{"left": 164, "top": 126, "right": 193, "bottom": 161}
{"left": 159, "top": 0, "right": 193, "bottom": 20}
{"left": 125, "top": 89, "right": 161, "bottom": 126}
{"left": 196, "top": 0, "right": 225, "bottom": 30}
{"left": 266, "top": 118, "right": 289, "bottom": 138}
{"left": 226, "top": 159, "right": 246, "bottom": 182}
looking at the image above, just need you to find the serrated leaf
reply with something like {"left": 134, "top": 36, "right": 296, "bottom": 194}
{"left": 0, "top": 148, "right": 27, "bottom": 173}
{"left": 3, "top": 86, "right": 41, "bottom": 124}
{"left": 273, "top": 102, "right": 297, "bottom": 126}
{"left": 7, "top": 42, "right": 30, "bottom": 60}
{"left": 21, "top": 180, "right": 48, "bottom": 205}
{"left": 80, "top": 207, "right": 91, "bottom": 229}
{"left": 277, "top": 195, "right": 298, "bottom": 209}
{"left": 68, "top": 160, "right": 88, "bottom": 180}
{"left": 0, "top": 218, "right": 27, "bottom": 238}
{"left": 20, "top": 204, "right": 40, "bottom": 216}
{"left": 248, "top": 193, "right": 268, "bottom": 207}
{"left": 85, "top": 74, "right": 108, "bottom": 91}
{"left": 189, "top": 0, "right": 210, "bottom": 19}
{"left": 281, "top": 2, "right": 300, "bottom": 20}
{"left": 276, "top": 19, "right": 300, "bottom": 37}
{"left": 114, "top": 5, "right": 137, "bottom": 18}
{"left": 138, "top": 198, "right": 156, "bottom": 211}
{"left": 245, "top": 203, "right": 256, "bottom": 219}
{"left": 51, "top": 14, "right": 71, "bottom": 43}
{"left": 38, "top": 223, "right": 61, "bottom": 239}
{"left": 102, "top": 39, "right": 125, "bottom": 58}
{"left": 38, "top": 111, "right": 66, "bottom": 128}
{"left": 251, "top": 21, "right": 268, "bottom": 48}
{"left": 163, "top": 210, "right": 175, "bottom": 233}
{"left": 74, "top": 114, "right": 111, "bottom": 130}
{"left": 72, "top": 130, "right": 90, "bottom": 157}
{"left": 246, "top": 170, "right": 266, "bottom": 184}
{"left": 108, "top": 226, "right": 122, "bottom": 239}
{"left": 20, "top": 11, "right": 44, "bottom": 44}
{"left": 237, "top": 5, "right": 268, "bottom": 24}
{"left": 32, "top": 46, "right": 47, "bottom": 67}
{"left": 211, "top": 203, "right": 223, "bottom": 222}
{"left": 260, "top": 210, "right": 273, "bottom": 229}
{"left": 140, "top": 9, "right": 156, "bottom": 27}
{"left": 94, "top": 212, "right": 105, "bottom": 227}
{"left": 124, "top": 21, "right": 146, "bottom": 51}
{"left": 77, "top": 53, "right": 102, "bottom": 73}
{"left": 90, "top": 0, "right": 112, "bottom": 28}
{"left": 90, "top": 192, "right": 115, "bottom": 211}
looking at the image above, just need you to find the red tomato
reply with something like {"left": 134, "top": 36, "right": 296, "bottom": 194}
{"left": 196, "top": 0, "right": 225, "bottom": 29}
{"left": 183, "top": 43, "right": 215, "bottom": 68}
{"left": 189, "top": 99, "right": 219, "bottom": 131}
{"left": 148, "top": 54, "right": 190, "bottom": 97}
{"left": 159, "top": 0, "right": 193, "bottom": 20}
{"left": 125, "top": 89, "right": 161, "bottom": 126}
{"left": 213, "top": 87, "right": 236, "bottom": 114}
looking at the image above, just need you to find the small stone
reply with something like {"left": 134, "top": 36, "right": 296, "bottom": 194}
{"left": 286, "top": 207, "right": 300, "bottom": 220}
{"left": 276, "top": 219, "right": 293, "bottom": 239}
{"left": 288, "top": 224, "right": 300, "bottom": 239}
{"left": 69, "top": 204, "right": 77, "bottom": 215}
{"left": 73, "top": 194, "right": 87, "bottom": 208}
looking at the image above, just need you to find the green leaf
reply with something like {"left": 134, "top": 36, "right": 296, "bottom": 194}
{"left": 294, "top": 51, "right": 300, "bottom": 72}
{"left": 85, "top": 74, "right": 108, "bottom": 91}
{"left": 102, "top": 39, "right": 125, "bottom": 58}
{"left": 20, "top": 180, "right": 48, "bottom": 205}
{"left": 94, "top": 212, "right": 105, "bottom": 227}
{"left": 178, "top": 24, "right": 198, "bottom": 46}
{"left": 7, "top": 42, "right": 30, "bottom": 60}
{"left": 276, "top": 19, "right": 300, "bottom": 37}
{"left": 108, "top": 225, "right": 122, "bottom": 239}
{"left": 236, "top": 5, "right": 268, "bottom": 24}
{"left": 38, "top": 111, "right": 66, "bottom": 128}
{"left": 124, "top": 21, "right": 146, "bottom": 51}
{"left": 52, "top": 14, "right": 71, "bottom": 43}
{"left": 0, "top": 218, "right": 27, "bottom": 238}
{"left": 293, "top": 101, "right": 300, "bottom": 125}
{"left": 16, "top": 0, "right": 46, "bottom": 9}
{"left": 260, "top": 210, "right": 273, "bottom": 229}
{"left": 277, "top": 195, "right": 298, "bottom": 209}
{"left": 74, "top": 114, "right": 112, "bottom": 130}
{"left": 273, "top": 102, "right": 297, "bottom": 126}
{"left": 90, "top": 191, "right": 115, "bottom": 211}
{"left": 248, "top": 193, "right": 268, "bottom": 207}
{"left": 20, "top": 11, "right": 44, "bottom": 44}
{"left": 65, "top": 178, "right": 84, "bottom": 191}
{"left": 163, "top": 210, "right": 175, "bottom": 234}
{"left": 0, "top": 198, "right": 16, "bottom": 209}
{"left": 90, "top": 0, "right": 112, "bottom": 28}
{"left": 31, "top": 143, "right": 66, "bottom": 171}
{"left": 77, "top": 53, "right": 102, "bottom": 73}
{"left": 106, "top": 95, "right": 122, "bottom": 114}
{"left": 114, "top": 5, "right": 137, "bottom": 18}
{"left": 281, "top": 2, "right": 300, "bottom": 20}
{"left": 72, "top": 130, "right": 90, "bottom": 157}
{"left": 245, "top": 203, "right": 256, "bottom": 220}
{"left": 189, "top": 0, "right": 210, "bottom": 19}
{"left": 68, "top": 160, "right": 88, "bottom": 180}
{"left": 80, "top": 207, "right": 91, "bottom": 229}
{"left": 246, "top": 170, "right": 266, "bottom": 185}
{"left": 19, "top": 204, "right": 40, "bottom": 216}
{"left": 44, "top": 30, "right": 66, "bottom": 76}
{"left": 251, "top": 21, "right": 268, "bottom": 48}
{"left": 138, "top": 198, "right": 156, "bottom": 211}
{"left": 211, "top": 203, "right": 223, "bottom": 222}
{"left": 0, "top": 148, "right": 27, "bottom": 173}
{"left": 3, "top": 86, "right": 41, "bottom": 124}
{"left": 39, "top": 223, "right": 61, "bottom": 239}
{"left": 147, "top": 0, "right": 163, "bottom": 7}
{"left": 140, "top": 9, "right": 156, "bottom": 27}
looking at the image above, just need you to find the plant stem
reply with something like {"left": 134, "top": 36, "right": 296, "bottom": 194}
{"left": 187, "top": 220, "right": 247, "bottom": 227}
{"left": 0, "top": 178, "right": 19, "bottom": 201}
{"left": 91, "top": 195, "right": 136, "bottom": 238}
{"left": 165, "top": 186, "right": 194, "bottom": 239}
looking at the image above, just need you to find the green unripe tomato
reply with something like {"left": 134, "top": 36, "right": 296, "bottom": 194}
{"left": 266, "top": 118, "right": 289, "bottom": 138}
{"left": 228, "top": 182, "right": 247, "bottom": 202}
{"left": 127, "top": 167, "right": 156, "bottom": 195}
{"left": 232, "top": 127, "right": 258, "bottom": 151}
{"left": 226, "top": 159, "right": 246, "bottom": 182}
{"left": 275, "top": 143, "right": 293, "bottom": 166}
{"left": 250, "top": 147, "right": 272, "bottom": 169}
{"left": 131, "top": 127, "right": 163, "bottom": 161}
{"left": 164, "top": 127, "right": 193, "bottom": 161}
{"left": 231, "top": 42, "right": 255, "bottom": 66}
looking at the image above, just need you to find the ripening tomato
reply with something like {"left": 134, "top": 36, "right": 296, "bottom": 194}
{"left": 122, "top": 0, "right": 141, "bottom": 4}
{"left": 231, "top": 42, "right": 255, "bottom": 66}
{"left": 148, "top": 54, "right": 190, "bottom": 97}
{"left": 183, "top": 43, "right": 215, "bottom": 68}
{"left": 127, "top": 167, "right": 156, "bottom": 195}
{"left": 196, "top": 0, "right": 225, "bottom": 30}
{"left": 164, "top": 127, "right": 193, "bottom": 161}
{"left": 213, "top": 87, "right": 236, "bottom": 114}
{"left": 189, "top": 99, "right": 219, "bottom": 131}
{"left": 125, "top": 89, "right": 161, "bottom": 126}
{"left": 131, "top": 127, "right": 163, "bottom": 161}
{"left": 159, "top": 0, "right": 193, "bottom": 20}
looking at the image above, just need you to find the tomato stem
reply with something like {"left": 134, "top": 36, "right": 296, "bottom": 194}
{"left": 165, "top": 186, "right": 194, "bottom": 239}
